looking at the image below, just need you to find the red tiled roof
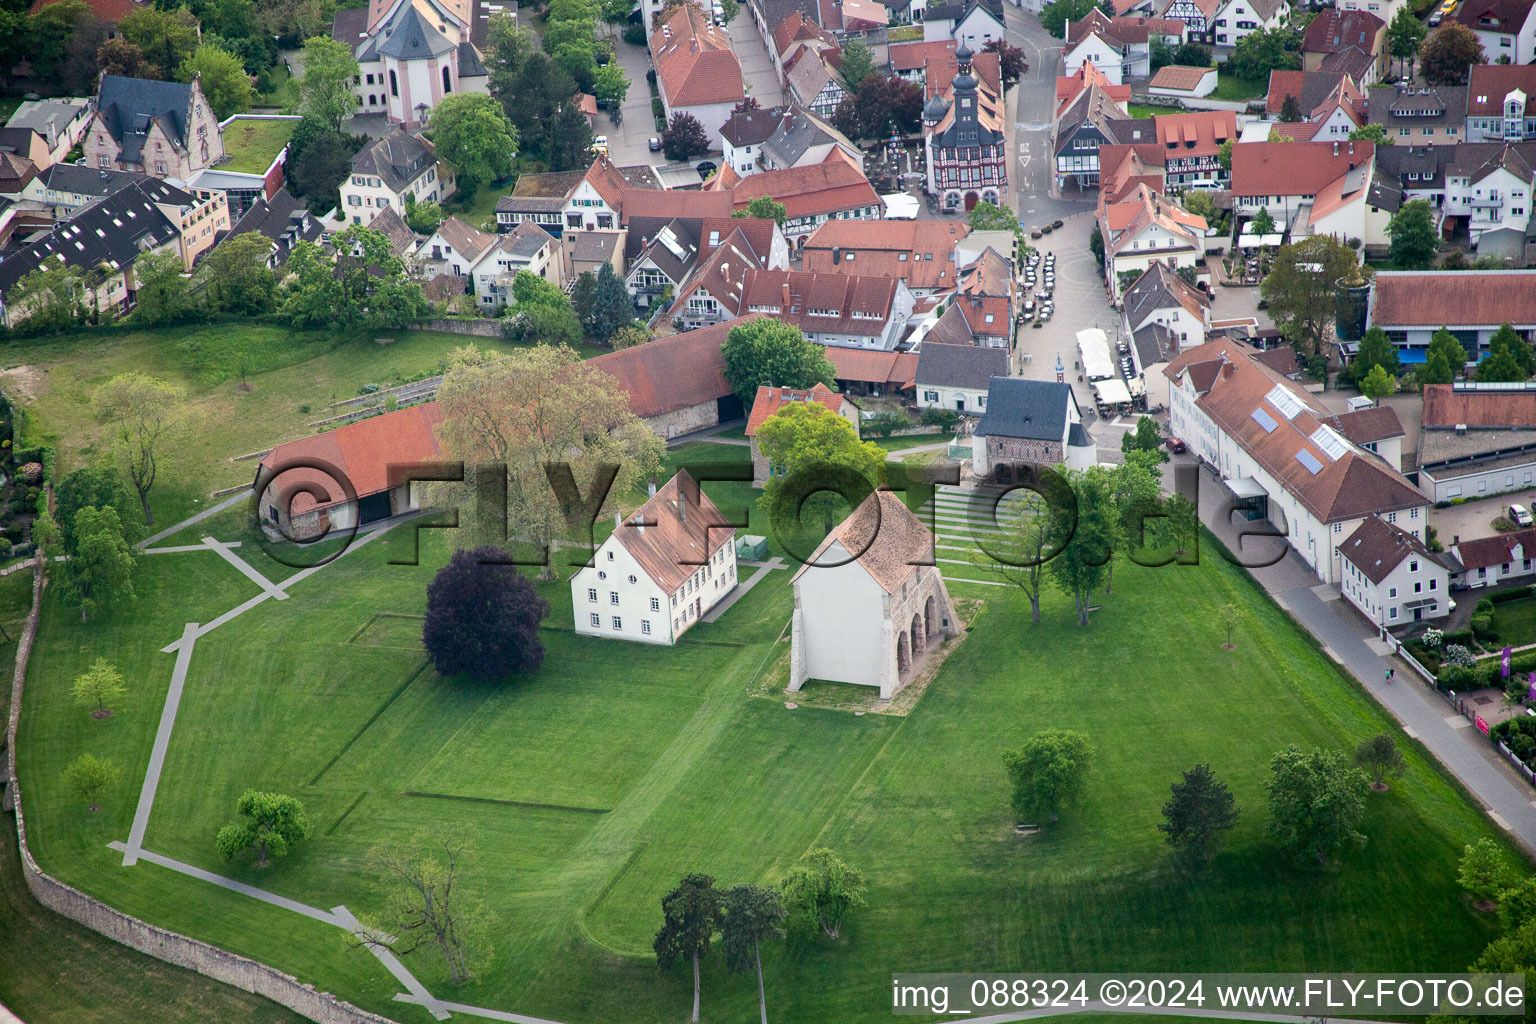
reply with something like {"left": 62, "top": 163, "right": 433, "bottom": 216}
{"left": 801, "top": 219, "right": 967, "bottom": 290}
{"left": 1057, "top": 60, "right": 1133, "bottom": 114}
{"left": 650, "top": 3, "right": 744, "bottom": 107}
{"left": 581, "top": 154, "right": 632, "bottom": 210}
{"left": 1372, "top": 270, "right": 1536, "bottom": 329}
{"left": 1422, "top": 382, "right": 1536, "bottom": 427}
{"left": 1229, "top": 140, "right": 1372, "bottom": 198}
{"left": 1338, "top": 513, "right": 1438, "bottom": 584}
{"left": 707, "top": 148, "right": 878, "bottom": 221}
{"left": 791, "top": 489, "right": 935, "bottom": 592}
{"left": 890, "top": 39, "right": 957, "bottom": 71}
{"left": 615, "top": 469, "right": 735, "bottom": 592}
{"left": 261, "top": 403, "right": 444, "bottom": 512}
{"left": 1301, "top": 8, "right": 1384, "bottom": 54}
{"left": 745, "top": 382, "right": 850, "bottom": 435}
{"left": 1449, "top": 0, "right": 1536, "bottom": 36}
{"left": 1468, "top": 64, "right": 1536, "bottom": 116}
{"left": 618, "top": 188, "right": 737, "bottom": 224}
{"left": 589, "top": 315, "right": 762, "bottom": 419}
{"left": 1149, "top": 65, "right": 1214, "bottom": 92}
{"left": 1153, "top": 109, "right": 1235, "bottom": 159}
{"left": 824, "top": 347, "right": 918, "bottom": 388}
{"left": 1451, "top": 527, "right": 1536, "bottom": 572}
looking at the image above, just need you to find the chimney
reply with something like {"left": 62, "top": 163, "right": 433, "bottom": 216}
{"left": 648, "top": 481, "right": 657, "bottom": 497}
{"left": 677, "top": 493, "right": 687, "bottom": 523}
{"left": 614, "top": 509, "right": 621, "bottom": 529}
{"left": 1455, "top": 423, "right": 1468, "bottom": 435}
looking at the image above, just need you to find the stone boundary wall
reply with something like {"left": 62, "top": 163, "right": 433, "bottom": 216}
{"left": 416, "top": 317, "right": 503, "bottom": 337}
{"left": 2, "top": 563, "right": 401, "bottom": 1024}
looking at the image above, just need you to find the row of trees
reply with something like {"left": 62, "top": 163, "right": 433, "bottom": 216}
{"left": 654, "top": 849, "right": 867, "bottom": 1023}
{"left": 1005, "top": 728, "right": 1404, "bottom": 868}
{"left": 485, "top": 16, "right": 595, "bottom": 171}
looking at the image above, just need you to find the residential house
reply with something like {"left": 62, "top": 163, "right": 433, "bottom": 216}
{"left": 1442, "top": 142, "right": 1536, "bottom": 250}
{"left": 495, "top": 169, "right": 586, "bottom": 234}
{"left": 571, "top": 469, "right": 739, "bottom": 645}
{"left": 922, "top": 0, "right": 1007, "bottom": 48}
{"left": 673, "top": 262, "right": 915, "bottom": 348}
{"left": 1448, "top": 0, "right": 1536, "bottom": 67}
{"left": 1064, "top": 10, "right": 1187, "bottom": 82}
{"left": 949, "top": 245, "right": 1016, "bottom": 348}
{"left": 1211, "top": 0, "right": 1290, "bottom": 47}
{"left": 1054, "top": 79, "right": 1131, "bottom": 189}
{"left": 1338, "top": 0, "right": 1405, "bottom": 20}
{"left": 782, "top": 42, "right": 846, "bottom": 119}
{"left": 923, "top": 44, "right": 1008, "bottom": 212}
{"left": 652, "top": 3, "right": 746, "bottom": 139}
{"left": 17, "top": 163, "right": 147, "bottom": 219}
{"left": 1096, "top": 141, "right": 1169, "bottom": 204}
{"left": 0, "top": 150, "right": 38, "bottom": 197}
{"left": 1367, "top": 269, "right": 1536, "bottom": 357}
{"left": 720, "top": 105, "right": 781, "bottom": 176}
{"left": 419, "top": 215, "right": 494, "bottom": 279}
{"left": 1122, "top": 261, "right": 1211, "bottom": 405}
{"left": 224, "top": 187, "right": 322, "bottom": 268}
{"left": 1322, "top": 403, "right": 1407, "bottom": 472}
{"left": 1098, "top": 184, "right": 1208, "bottom": 299}
{"left": 1301, "top": 9, "right": 1387, "bottom": 85}
{"left": 469, "top": 222, "right": 562, "bottom": 312}
{"left": 916, "top": 342, "right": 1009, "bottom": 414}
{"left": 1466, "top": 64, "right": 1536, "bottom": 142}
{"left": 1367, "top": 84, "right": 1468, "bottom": 145}
{"left": 5, "top": 98, "right": 92, "bottom": 166}
{"left": 1148, "top": 65, "right": 1219, "bottom": 100}
{"left": 1056, "top": 58, "right": 1133, "bottom": 115}
{"left": 338, "top": 129, "right": 453, "bottom": 226}
{"left": 82, "top": 75, "right": 225, "bottom": 178}
{"left": 788, "top": 489, "right": 960, "bottom": 700}
{"left": 721, "top": 105, "right": 862, "bottom": 176}
{"left": 745, "top": 383, "right": 860, "bottom": 485}
{"left": 366, "top": 206, "right": 419, "bottom": 260}
{"left": 1447, "top": 527, "right": 1536, "bottom": 589}
{"left": 1416, "top": 382, "right": 1536, "bottom": 501}
{"left": 769, "top": 10, "right": 835, "bottom": 73}
{"left": 1259, "top": 70, "right": 1367, "bottom": 140}
{"left": 1163, "top": 338, "right": 1429, "bottom": 584}
{"left": 971, "top": 377, "right": 1096, "bottom": 481}
{"left": 1229, "top": 139, "right": 1375, "bottom": 233}
{"left": 1157, "top": 0, "right": 1222, "bottom": 41}
{"left": 1338, "top": 514, "right": 1450, "bottom": 626}
{"left": 564, "top": 230, "right": 625, "bottom": 282}
{"left": 801, "top": 219, "right": 968, "bottom": 296}
{"left": 704, "top": 148, "right": 881, "bottom": 245}
{"left": 623, "top": 215, "right": 787, "bottom": 310}
{"left": 663, "top": 222, "right": 794, "bottom": 328}
{"left": 330, "top": 0, "right": 489, "bottom": 128}
{"left": 1153, "top": 109, "right": 1236, "bottom": 188}
{"left": 0, "top": 128, "right": 50, "bottom": 174}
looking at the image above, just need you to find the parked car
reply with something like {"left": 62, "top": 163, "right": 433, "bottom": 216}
{"left": 1510, "top": 504, "right": 1534, "bottom": 527}
{"left": 648, "top": 137, "right": 662, "bottom": 152}
{"left": 592, "top": 134, "right": 609, "bottom": 154}
{"left": 1166, "top": 437, "right": 1187, "bottom": 454}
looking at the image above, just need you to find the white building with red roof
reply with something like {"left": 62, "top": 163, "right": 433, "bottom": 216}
{"left": 650, "top": 3, "right": 746, "bottom": 140}
{"left": 571, "top": 469, "right": 739, "bottom": 645}
{"left": 789, "top": 489, "right": 960, "bottom": 701}
{"left": 745, "top": 383, "right": 860, "bottom": 485}
{"left": 1098, "top": 184, "right": 1208, "bottom": 299}
{"left": 704, "top": 148, "right": 882, "bottom": 243}
{"left": 1466, "top": 64, "right": 1536, "bottom": 142}
{"left": 1339, "top": 514, "right": 1450, "bottom": 627}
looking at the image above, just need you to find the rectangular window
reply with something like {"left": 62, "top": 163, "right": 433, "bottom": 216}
{"left": 612, "top": 616, "right": 622, "bottom": 630}
{"left": 650, "top": 597, "right": 660, "bottom": 611}
{"left": 1389, "top": 607, "right": 1399, "bottom": 620}
{"left": 588, "top": 588, "right": 597, "bottom": 601}
{"left": 642, "top": 620, "right": 651, "bottom": 635}
{"left": 610, "top": 591, "right": 619, "bottom": 604}
{"left": 589, "top": 613, "right": 600, "bottom": 626}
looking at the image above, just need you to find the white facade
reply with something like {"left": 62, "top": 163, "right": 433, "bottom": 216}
{"left": 570, "top": 527, "right": 739, "bottom": 646}
{"left": 561, "top": 176, "right": 622, "bottom": 232}
{"left": 1338, "top": 0, "right": 1403, "bottom": 20}
{"left": 1444, "top": 163, "right": 1533, "bottom": 243}
{"left": 917, "top": 382, "right": 990, "bottom": 412}
{"left": 1107, "top": 225, "right": 1204, "bottom": 298}
{"left": 1211, "top": 0, "right": 1290, "bottom": 46}
{"left": 925, "top": 4, "right": 1008, "bottom": 48}
{"left": 722, "top": 135, "right": 762, "bottom": 176}
{"left": 339, "top": 162, "right": 451, "bottom": 225}
{"left": 1063, "top": 33, "right": 1135, "bottom": 84}
{"left": 1340, "top": 548, "right": 1449, "bottom": 626}
{"left": 1420, "top": 457, "right": 1536, "bottom": 503}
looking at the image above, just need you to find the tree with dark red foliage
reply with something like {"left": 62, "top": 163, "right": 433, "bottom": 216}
{"left": 731, "top": 96, "right": 760, "bottom": 115}
{"left": 662, "top": 111, "right": 711, "bottom": 161}
{"left": 423, "top": 547, "right": 550, "bottom": 680}
{"left": 981, "top": 39, "right": 1027, "bottom": 88}
{"left": 832, "top": 73, "right": 923, "bottom": 141}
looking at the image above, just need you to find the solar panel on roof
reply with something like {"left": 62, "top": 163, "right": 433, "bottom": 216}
{"left": 1295, "top": 450, "right": 1324, "bottom": 474}
{"left": 1251, "top": 407, "right": 1278, "bottom": 432}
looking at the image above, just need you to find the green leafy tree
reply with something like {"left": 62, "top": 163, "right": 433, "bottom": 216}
{"left": 8, "top": 263, "right": 86, "bottom": 333}
{"left": 24, "top": 0, "right": 93, "bottom": 86}
{"left": 1120, "top": 415, "right": 1168, "bottom": 463}
{"left": 1226, "top": 26, "right": 1300, "bottom": 82}
{"left": 284, "top": 120, "right": 358, "bottom": 212}
{"left": 1160, "top": 493, "right": 1199, "bottom": 558}
{"left": 1489, "top": 322, "right": 1536, "bottom": 377}
{"left": 1388, "top": 199, "right": 1438, "bottom": 269}
{"left": 721, "top": 317, "right": 836, "bottom": 403}
{"left": 1158, "top": 763, "right": 1239, "bottom": 865}
{"left": 96, "top": 37, "right": 157, "bottom": 78}
{"left": 733, "top": 194, "right": 787, "bottom": 224}
{"left": 1218, "top": 601, "right": 1240, "bottom": 647}
{"left": 832, "top": 73, "right": 923, "bottom": 139}
{"left": 592, "top": 61, "right": 630, "bottom": 106}
{"left": 56, "top": 467, "right": 145, "bottom": 551}
{"left": 428, "top": 93, "right": 518, "bottom": 201}
{"left": 1105, "top": 452, "right": 1163, "bottom": 590}
{"left": 1046, "top": 468, "right": 1115, "bottom": 626}
{"left": 654, "top": 873, "right": 724, "bottom": 1024}
{"left": 403, "top": 195, "right": 445, "bottom": 234}
{"left": 1260, "top": 235, "right": 1356, "bottom": 355}
{"left": 215, "top": 789, "right": 311, "bottom": 867}
{"left": 180, "top": 45, "right": 254, "bottom": 118}
{"left": 94, "top": 372, "right": 186, "bottom": 526}
{"left": 119, "top": 6, "right": 198, "bottom": 81}
{"left": 72, "top": 658, "right": 127, "bottom": 716}
{"left": 1171, "top": 41, "right": 1211, "bottom": 66}
{"left": 756, "top": 402, "right": 885, "bottom": 538}
{"left": 1476, "top": 328, "right": 1530, "bottom": 383}
{"left": 663, "top": 111, "right": 711, "bottom": 161}
{"left": 1218, "top": 138, "right": 1233, "bottom": 172}
{"left": 194, "top": 232, "right": 278, "bottom": 315}
{"left": 967, "top": 199, "right": 1023, "bottom": 237}
{"left": 1003, "top": 728, "right": 1094, "bottom": 823}
{"left": 1353, "top": 733, "right": 1406, "bottom": 790}
{"left": 1459, "top": 837, "right": 1519, "bottom": 905}
{"left": 590, "top": 262, "right": 635, "bottom": 342}
{"left": 721, "top": 884, "right": 786, "bottom": 1024}
{"left": 1265, "top": 745, "right": 1369, "bottom": 867}
{"left": 1354, "top": 325, "right": 1401, "bottom": 379}
{"left": 1041, "top": 0, "right": 1095, "bottom": 37}
{"left": 610, "top": 325, "right": 650, "bottom": 350}
{"left": 128, "top": 250, "right": 192, "bottom": 328}
{"left": 61, "top": 506, "right": 135, "bottom": 622}
{"left": 1349, "top": 122, "right": 1391, "bottom": 144}
{"left": 295, "top": 35, "right": 359, "bottom": 132}
{"left": 1250, "top": 207, "right": 1276, "bottom": 236}
{"left": 1277, "top": 93, "right": 1303, "bottom": 122}
{"left": 63, "top": 754, "right": 120, "bottom": 812}
{"left": 254, "top": 0, "right": 327, "bottom": 38}
{"left": 779, "top": 848, "right": 866, "bottom": 940}
{"left": 982, "top": 38, "right": 1028, "bottom": 87}
{"left": 1388, "top": 5, "right": 1425, "bottom": 77}
{"left": 995, "top": 486, "right": 1062, "bottom": 625}
{"left": 1360, "top": 363, "right": 1400, "bottom": 401}
{"left": 1421, "top": 22, "right": 1483, "bottom": 85}
{"left": 360, "top": 826, "right": 490, "bottom": 984}
{"left": 571, "top": 270, "right": 598, "bottom": 334}
{"left": 1419, "top": 326, "right": 1470, "bottom": 385}
{"left": 839, "top": 36, "right": 876, "bottom": 89}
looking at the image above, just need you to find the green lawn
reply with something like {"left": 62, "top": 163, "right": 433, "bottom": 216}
{"left": 1128, "top": 104, "right": 1183, "bottom": 119}
{"left": 220, "top": 118, "right": 296, "bottom": 174}
{"left": 252, "top": 66, "right": 300, "bottom": 111}
{"left": 444, "top": 182, "right": 511, "bottom": 234}
{"left": 2, "top": 325, "right": 601, "bottom": 529}
{"left": 1494, "top": 596, "right": 1536, "bottom": 647}
{"left": 1213, "top": 73, "right": 1266, "bottom": 102}
{"left": 13, "top": 436, "right": 1512, "bottom": 1023}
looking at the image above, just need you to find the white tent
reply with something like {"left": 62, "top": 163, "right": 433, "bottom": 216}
{"left": 1238, "top": 232, "right": 1283, "bottom": 249}
{"left": 1093, "top": 378, "right": 1132, "bottom": 407}
{"left": 1077, "top": 327, "right": 1116, "bottom": 381}
{"left": 881, "top": 193, "right": 920, "bottom": 220}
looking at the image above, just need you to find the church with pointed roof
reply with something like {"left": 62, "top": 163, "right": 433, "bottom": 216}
{"left": 331, "top": 0, "right": 491, "bottom": 128}
{"left": 922, "top": 45, "right": 1008, "bottom": 213}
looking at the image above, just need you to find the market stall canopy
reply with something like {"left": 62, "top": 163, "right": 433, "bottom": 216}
{"left": 1093, "top": 378, "right": 1132, "bottom": 406}
{"left": 1077, "top": 327, "right": 1116, "bottom": 381}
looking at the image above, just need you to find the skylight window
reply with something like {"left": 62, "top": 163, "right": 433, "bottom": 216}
{"left": 1264, "top": 384, "right": 1305, "bottom": 420}
{"left": 1295, "top": 450, "right": 1324, "bottom": 474}
{"left": 1250, "top": 408, "right": 1278, "bottom": 433}
{"left": 1309, "top": 425, "right": 1350, "bottom": 461}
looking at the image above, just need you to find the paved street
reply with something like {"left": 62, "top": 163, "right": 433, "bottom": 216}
{"left": 1003, "top": 5, "right": 1096, "bottom": 226}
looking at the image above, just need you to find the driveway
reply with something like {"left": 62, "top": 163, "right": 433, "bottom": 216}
{"left": 728, "top": 11, "right": 785, "bottom": 109}
{"left": 608, "top": 34, "right": 663, "bottom": 168}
